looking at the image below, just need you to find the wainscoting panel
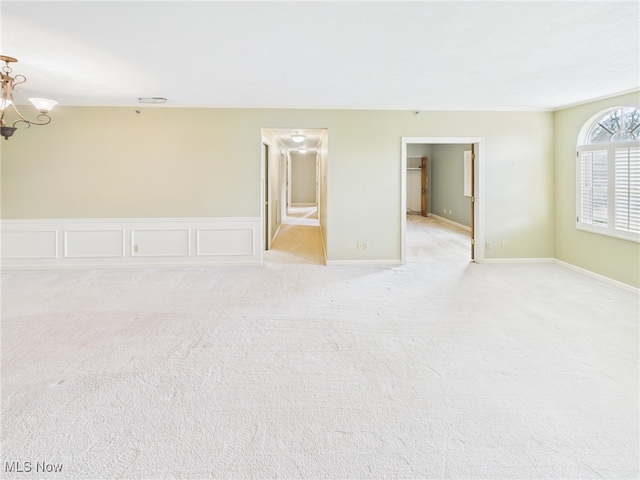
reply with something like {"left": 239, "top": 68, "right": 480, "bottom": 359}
{"left": 132, "top": 229, "right": 190, "bottom": 257}
{"left": 1, "top": 218, "right": 262, "bottom": 268}
{"left": 64, "top": 230, "right": 125, "bottom": 258}
{"left": 2, "top": 230, "right": 58, "bottom": 259}
{"left": 197, "top": 228, "right": 255, "bottom": 256}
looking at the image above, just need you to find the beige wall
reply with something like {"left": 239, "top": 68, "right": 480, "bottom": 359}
{"left": 317, "top": 130, "right": 329, "bottom": 256}
{"left": 290, "top": 153, "right": 316, "bottom": 205}
{"left": 261, "top": 129, "right": 285, "bottom": 248}
{"left": 554, "top": 92, "right": 640, "bottom": 288}
{"left": 1, "top": 106, "right": 555, "bottom": 263}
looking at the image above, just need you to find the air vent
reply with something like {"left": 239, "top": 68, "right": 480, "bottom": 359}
{"left": 137, "top": 97, "right": 167, "bottom": 104}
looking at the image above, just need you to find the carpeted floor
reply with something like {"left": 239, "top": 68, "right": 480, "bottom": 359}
{"left": 1, "top": 212, "right": 638, "bottom": 479}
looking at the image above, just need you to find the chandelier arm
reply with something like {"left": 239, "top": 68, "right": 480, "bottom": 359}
{"left": 12, "top": 74, "right": 26, "bottom": 88}
{"left": 12, "top": 112, "right": 52, "bottom": 128}
{"left": 7, "top": 94, "right": 52, "bottom": 127}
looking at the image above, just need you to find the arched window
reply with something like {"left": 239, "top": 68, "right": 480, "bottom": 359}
{"left": 577, "top": 107, "right": 640, "bottom": 242}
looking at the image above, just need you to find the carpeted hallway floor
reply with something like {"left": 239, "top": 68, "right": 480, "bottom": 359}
{"left": 2, "top": 212, "right": 638, "bottom": 479}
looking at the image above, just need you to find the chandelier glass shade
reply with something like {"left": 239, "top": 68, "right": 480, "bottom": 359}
{"left": 1, "top": 55, "right": 57, "bottom": 140}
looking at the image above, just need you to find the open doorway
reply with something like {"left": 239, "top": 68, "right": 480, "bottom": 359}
{"left": 261, "top": 128, "right": 328, "bottom": 265}
{"left": 401, "top": 137, "right": 484, "bottom": 264}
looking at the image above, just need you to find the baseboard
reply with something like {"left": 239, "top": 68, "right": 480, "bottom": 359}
{"left": 482, "top": 257, "right": 638, "bottom": 291}
{"left": 429, "top": 214, "right": 472, "bottom": 232}
{"left": 0, "top": 260, "right": 262, "bottom": 271}
{"left": 483, "top": 258, "right": 555, "bottom": 264}
{"left": 1, "top": 217, "right": 262, "bottom": 268}
{"left": 554, "top": 259, "right": 639, "bottom": 293}
{"left": 326, "top": 259, "right": 402, "bottom": 266}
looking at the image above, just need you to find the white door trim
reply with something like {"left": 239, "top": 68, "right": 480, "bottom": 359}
{"left": 261, "top": 137, "right": 272, "bottom": 256}
{"left": 401, "top": 136, "right": 485, "bottom": 264}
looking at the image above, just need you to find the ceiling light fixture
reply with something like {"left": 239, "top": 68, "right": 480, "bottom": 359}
{"left": 291, "top": 133, "right": 306, "bottom": 143}
{"left": 0, "top": 55, "right": 57, "bottom": 140}
{"left": 299, "top": 147, "right": 308, "bottom": 153}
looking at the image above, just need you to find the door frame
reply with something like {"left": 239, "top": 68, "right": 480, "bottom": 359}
{"left": 401, "top": 136, "right": 485, "bottom": 264}
{"left": 262, "top": 139, "right": 271, "bottom": 252}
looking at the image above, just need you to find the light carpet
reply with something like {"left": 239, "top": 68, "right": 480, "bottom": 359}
{"left": 1, "top": 215, "right": 638, "bottom": 479}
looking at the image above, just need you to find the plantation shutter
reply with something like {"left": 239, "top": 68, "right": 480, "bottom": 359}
{"left": 580, "top": 150, "right": 608, "bottom": 226}
{"left": 615, "top": 147, "right": 640, "bottom": 233}
{"left": 463, "top": 150, "right": 472, "bottom": 197}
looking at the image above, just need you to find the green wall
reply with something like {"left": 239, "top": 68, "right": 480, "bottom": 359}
{"left": 2, "top": 106, "right": 555, "bottom": 264}
{"left": 431, "top": 144, "right": 471, "bottom": 228}
{"left": 3, "top": 99, "right": 638, "bottom": 286}
{"left": 554, "top": 91, "right": 640, "bottom": 287}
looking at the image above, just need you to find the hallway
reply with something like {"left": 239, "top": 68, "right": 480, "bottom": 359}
{"left": 265, "top": 206, "right": 324, "bottom": 265}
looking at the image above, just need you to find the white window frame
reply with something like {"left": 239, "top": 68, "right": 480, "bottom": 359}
{"left": 576, "top": 136, "right": 640, "bottom": 243}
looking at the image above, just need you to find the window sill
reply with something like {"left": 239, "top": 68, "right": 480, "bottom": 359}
{"left": 576, "top": 223, "right": 640, "bottom": 243}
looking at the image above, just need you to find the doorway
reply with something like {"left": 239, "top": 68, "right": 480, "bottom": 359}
{"left": 401, "top": 137, "right": 484, "bottom": 264}
{"left": 261, "top": 128, "right": 328, "bottom": 264}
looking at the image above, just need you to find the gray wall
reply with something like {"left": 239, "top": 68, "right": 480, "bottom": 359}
{"left": 431, "top": 144, "right": 472, "bottom": 227}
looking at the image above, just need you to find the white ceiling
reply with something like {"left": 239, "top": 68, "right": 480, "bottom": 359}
{"left": 1, "top": 1, "right": 638, "bottom": 111}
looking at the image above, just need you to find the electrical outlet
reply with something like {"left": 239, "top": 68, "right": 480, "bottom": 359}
{"left": 502, "top": 240, "right": 508, "bottom": 248}
{"left": 449, "top": 210, "right": 452, "bottom": 215}
{"left": 443, "top": 208, "right": 446, "bottom": 214}
{"left": 357, "top": 242, "right": 364, "bottom": 250}
{"left": 363, "top": 242, "right": 369, "bottom": 250}
{"left": 486, "top": 241, "right": 491, "bottom": 249}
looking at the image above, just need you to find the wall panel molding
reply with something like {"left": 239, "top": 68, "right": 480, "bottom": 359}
{"left": 196, "top": 228, "right": 255, "bottom": 256}
{"left": 64, "top": 229, "right": 125, "bottom": 258}
{"left": 1, "top": 218, "right": 261, "bottom": 268}
{"left": 2, "top": 230, "right": 58, "bottom": 259}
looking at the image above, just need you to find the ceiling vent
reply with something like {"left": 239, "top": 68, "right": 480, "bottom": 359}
{"left": 137, "top": 97, "right": 167, "bottom": 104}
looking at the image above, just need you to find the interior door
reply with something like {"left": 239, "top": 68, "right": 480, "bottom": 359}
{"left": 420, "top": 156, "right": 428, "bottom": 217}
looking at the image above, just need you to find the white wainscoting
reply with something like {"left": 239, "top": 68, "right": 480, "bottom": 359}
{"left": 1, "top": 218, "right": 261, "bottom": 268}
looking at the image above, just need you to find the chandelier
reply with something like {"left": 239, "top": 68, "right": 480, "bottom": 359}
{"left": 1, "top": 55, "right": 57, "bottom": 140}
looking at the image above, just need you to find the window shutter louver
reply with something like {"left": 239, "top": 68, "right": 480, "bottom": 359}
{"left": 580, "top": 150, "right": 608, "bottom": 226}
{"left": 464, "top": 150, "right": 472, "bottom": 197}
{"left": 631, "top": 147, "right": 640, "bottom": 232}
{"left": 615, "top": 147, "right": 640, "bottom": 233}
{"left": 580, "top": 151, "right": 593, "bottom": 224}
